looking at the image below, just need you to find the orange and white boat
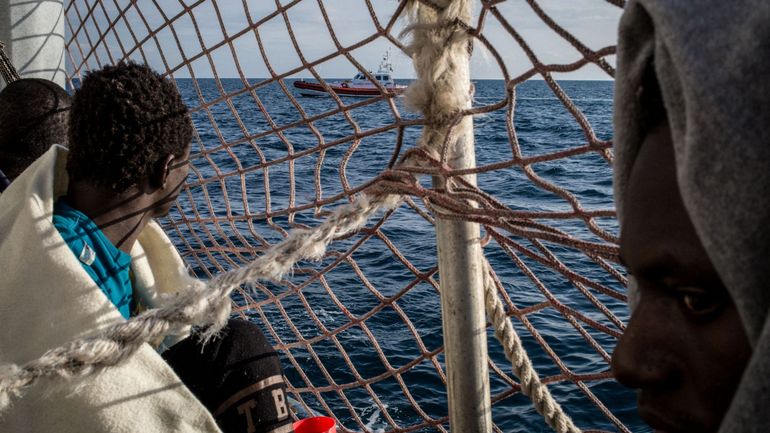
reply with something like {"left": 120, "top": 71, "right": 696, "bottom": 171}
{"left": 293, "top": 51, "right": 407, "bottom": 98}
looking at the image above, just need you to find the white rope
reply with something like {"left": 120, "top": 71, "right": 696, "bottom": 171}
{"left": 0, "top": 193, "right": 401, "bottom": 410}
{"left": 482, "top": 257, "right": 581, "bottom": 433}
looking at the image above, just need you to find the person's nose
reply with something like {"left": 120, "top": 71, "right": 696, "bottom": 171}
{"left": 612, "top": 294, "right": 678, "bottom": 390}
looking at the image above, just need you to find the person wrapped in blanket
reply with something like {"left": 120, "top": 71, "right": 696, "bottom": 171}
{"left": 611, "top": 1, "right": 770, "bottom": 432}
{"left": 0, "top": 62, "right": 293, "bottom": 433}
{"left": 0, "top": 78, "right": 71, "bottom": 193}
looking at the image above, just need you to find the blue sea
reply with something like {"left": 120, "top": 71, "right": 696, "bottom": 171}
{"left": 167, "top": 79, "right": 647, "bottom": 433}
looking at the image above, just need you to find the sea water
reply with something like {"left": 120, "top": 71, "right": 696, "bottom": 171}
{"left": 170, "top": 79, "right": 647, "bottom": 432}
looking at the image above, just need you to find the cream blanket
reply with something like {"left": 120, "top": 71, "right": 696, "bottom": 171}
{"left": 0, "top": 145, "right": 222, "bottom": 432}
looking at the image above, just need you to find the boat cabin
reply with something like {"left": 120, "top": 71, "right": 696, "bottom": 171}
{"left": 353, "top": 71, "right": 393, "bottom": 83}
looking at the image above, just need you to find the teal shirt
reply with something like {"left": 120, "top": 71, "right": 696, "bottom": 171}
{"left": 52, "top": 198, "right": 133, "bottom": 319}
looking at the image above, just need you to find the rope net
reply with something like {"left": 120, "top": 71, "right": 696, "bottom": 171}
{"left": 63, "top": 0, "right": 631, "bottom": 432}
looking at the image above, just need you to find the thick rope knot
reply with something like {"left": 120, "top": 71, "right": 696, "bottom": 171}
{"left": 403, "top": 0, "right": 475, "bottom": 138}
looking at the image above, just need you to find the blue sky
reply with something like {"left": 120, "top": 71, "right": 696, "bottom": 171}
{"left": 73, "top": 0, "right": 622, "bottom": 81}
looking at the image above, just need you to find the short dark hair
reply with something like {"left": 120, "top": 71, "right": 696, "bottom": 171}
{"left": 67, "top": 61, "right": 192, "bottom": 192}
{"left": 0, "top": 78, "right": 71, "bottom": 179}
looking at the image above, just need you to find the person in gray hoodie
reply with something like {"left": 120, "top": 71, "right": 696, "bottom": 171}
{"left": 610, "top": 1, "right": 770, "bottom": 432}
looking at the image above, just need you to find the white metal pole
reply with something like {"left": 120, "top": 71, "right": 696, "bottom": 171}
{"left": 434, "top": 130, "right": 492, "bottom": 432}
{"left": 0, "top": 0, "right": 66, "bottom": 90}
{"left": 424, "top": 1, "right": 493, "bottom": 431}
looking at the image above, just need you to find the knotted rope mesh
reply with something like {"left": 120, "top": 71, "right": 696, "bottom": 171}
{"left": 60, "top": 0, "right": 631, "bottom": 431}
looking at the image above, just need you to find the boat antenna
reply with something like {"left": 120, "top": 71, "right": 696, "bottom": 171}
{"left": 379, "top": 48, "right": 393, "bottom": 74}
{"left": 0, "top": 40, "right": 21, "bottom": 85}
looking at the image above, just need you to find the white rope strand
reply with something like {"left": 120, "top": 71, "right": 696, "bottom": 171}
{"left": 0, "top": 193, "right": 401, "bottom": 410}
{"left": 482, "top": 257, "right": 581, "bottom": 433}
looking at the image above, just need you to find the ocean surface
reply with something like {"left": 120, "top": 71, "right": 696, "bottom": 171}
{"left": 169, "top": 79, "right": 647, "bottom": 432}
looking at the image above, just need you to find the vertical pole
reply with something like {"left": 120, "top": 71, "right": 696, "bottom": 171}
{"left": 411, "top": 0, "right": 493, "bottom": 431}
{"left": 0, "top": 0, "right": 66, "bottom": 90}
{"left": 434, "top": 129, "right": 492, "bottom": 432}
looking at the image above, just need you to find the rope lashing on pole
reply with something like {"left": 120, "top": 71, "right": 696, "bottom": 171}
{"left": 404, "top": 0, "right": 582, "bottom": 431}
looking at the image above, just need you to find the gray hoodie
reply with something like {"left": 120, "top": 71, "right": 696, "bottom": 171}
{"left": 613, "top": 1, "right": 770, "bottom": 431}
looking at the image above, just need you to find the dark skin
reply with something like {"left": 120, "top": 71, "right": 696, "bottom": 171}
{"left": 64, "top": 144, "right": 191, "bottom": 253}
{"left": 612, "top": 119, "right": 752, "bottom": 433}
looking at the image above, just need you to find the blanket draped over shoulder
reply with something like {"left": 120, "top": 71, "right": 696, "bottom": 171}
{"left": 613, "top": 1, "right": 770, "bottom": 432}
{"left": 0, "top": 145, "right": 221, "bottom": 433}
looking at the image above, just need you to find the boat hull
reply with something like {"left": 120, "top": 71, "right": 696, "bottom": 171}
{"left": 293, "top": 80, "right": 405, "bottom": 98}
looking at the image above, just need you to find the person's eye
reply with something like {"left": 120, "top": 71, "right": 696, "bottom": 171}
{"left": 675, "top": 287, "right": 723, "bottom": 316}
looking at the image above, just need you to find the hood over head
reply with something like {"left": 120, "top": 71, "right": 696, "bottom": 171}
{"left": 613, "top": 0, "right": 770, "bottom": 431}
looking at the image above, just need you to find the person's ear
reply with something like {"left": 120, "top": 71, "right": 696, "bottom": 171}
{"left": 150, "top": 154, "right": 175, "bottom": 189}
